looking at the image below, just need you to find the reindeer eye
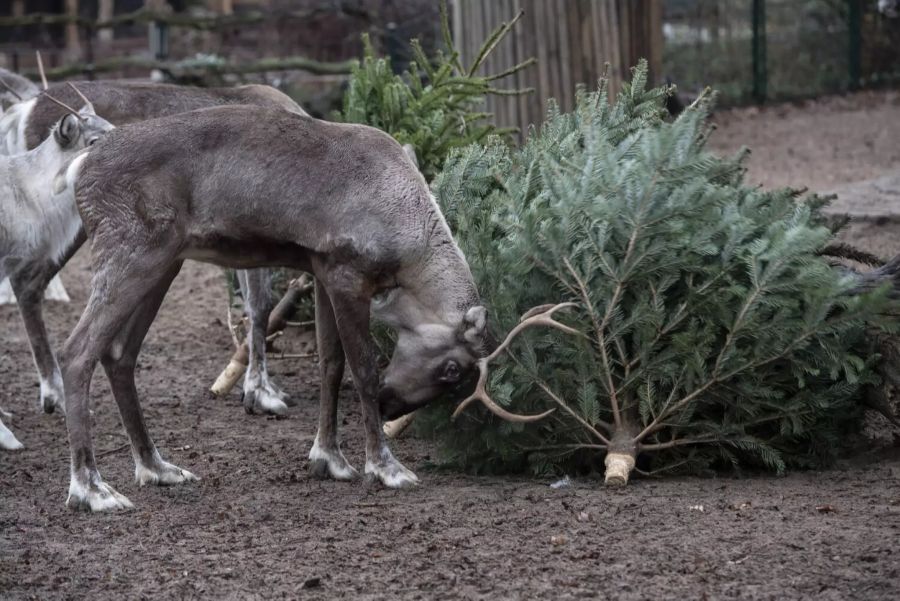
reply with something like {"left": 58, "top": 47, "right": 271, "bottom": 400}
{"left": 441, "top": 360, "right": 461, "bottom": 384}
{"left": 372, "top": 285, "right": 398, "bottom": 306}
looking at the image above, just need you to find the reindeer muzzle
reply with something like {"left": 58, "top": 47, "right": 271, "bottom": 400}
{"left": 377, "top": 386, "right": 429, "bottom": 421}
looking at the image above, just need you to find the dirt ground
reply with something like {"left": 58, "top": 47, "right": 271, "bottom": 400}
{"left": 2, "top": 90, "right": 900, "bottom": 600}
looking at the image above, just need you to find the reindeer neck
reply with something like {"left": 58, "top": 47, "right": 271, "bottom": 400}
{"left": 10, "top": 135, "right": 77, "bottom": 206}
{"left": 406, "top": 206, "right": 480, "bottom": 323}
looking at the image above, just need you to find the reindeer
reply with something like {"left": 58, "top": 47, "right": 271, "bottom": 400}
{"left": 0, "top": 79, "right": 308, "bottom": 417}
{"left": 0, "top": 68, "right": 39, "bottom": 112}
{"left": 56, "top": 104, "right": 552, "bottom": 511}
{"left": 0, "top": 88, "right": 113, "bottom": 450}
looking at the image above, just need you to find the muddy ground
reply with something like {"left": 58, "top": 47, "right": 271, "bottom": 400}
{"left": 2, "top": 90, "right": 900, "bottom": 600}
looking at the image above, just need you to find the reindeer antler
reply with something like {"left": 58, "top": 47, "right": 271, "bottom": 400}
{"left": 41, "top": 91, "right": 82, "bottom": 118}
{"left": 36, "top": 51, "right": 49, "bottom": 90}
{"left": 0, "top": 79, "right": 23, "bottom": 101}
{"left": 32, "top": 51, "right": 82, "bottom": 117}
{"left": 67, "top": 82, "right": 92, "bottom": 109}
{"left": 452, "top": 302, "right": 582, "bottom": 422}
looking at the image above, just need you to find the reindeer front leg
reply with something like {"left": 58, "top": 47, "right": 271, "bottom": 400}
{"left": 9, "top": 260, "right": 67, "bottom": 414}
{"left": 308, "top": 280, "right": 357, "bottom": 480}
{"left": 8, "top": 233, "right": 85, "bottom": 414}
{"left": 321, "top": 270, "right": 418, "bottom": 488}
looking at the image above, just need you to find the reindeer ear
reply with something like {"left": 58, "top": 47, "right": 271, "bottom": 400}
{"left": 53, "top": 114, "right": 81, "bottom": 148}
{"left": 461, "top": 306, "right": 488, "bottom": 346}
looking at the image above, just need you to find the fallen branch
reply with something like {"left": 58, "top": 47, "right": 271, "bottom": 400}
{"left": 210, "top": 275, "right": 314, "bottom": 396}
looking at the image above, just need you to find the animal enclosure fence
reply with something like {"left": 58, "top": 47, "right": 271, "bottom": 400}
{"left": 664, "top": 0, "right": 900, "bottom": 105}
{"left": 454, "top": 0, "right": 900, "bottom": 134}
{"left": 452, "top": 0, "right": 664, "bottom": 137}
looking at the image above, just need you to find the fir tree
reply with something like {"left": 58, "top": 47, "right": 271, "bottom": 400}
{"left": 337, "top": 2, "right": 532, "bottom": 181}
{"left": 418, "top": 61, "right": 897, "bottom": 484}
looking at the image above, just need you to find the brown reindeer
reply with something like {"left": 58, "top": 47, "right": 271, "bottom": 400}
{"left": 60, "top": 105, "right": 537, "bottom": 511}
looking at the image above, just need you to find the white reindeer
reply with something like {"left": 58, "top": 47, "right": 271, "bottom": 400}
{"left": 0, "top": 68, "right": 39, "bottom": 112}
{"left": 0, "top": 88, "right": 113, "bottom": 449}
{"left": 0, "top": 72, "right": 71, "bottom": 303}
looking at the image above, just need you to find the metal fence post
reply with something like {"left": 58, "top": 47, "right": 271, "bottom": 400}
{"left": 752, "top": 0, "right": 767, "bottom": 103}
{"left": 848, "top": 0, "right": 862, "bottom": 90}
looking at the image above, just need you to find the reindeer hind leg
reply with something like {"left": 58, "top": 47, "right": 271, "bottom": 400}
{"left": 238, "top": 268, "right": 291, "bottom": 415}
{"left": 61, "top": 246, "right": 179, "bottom": 512}
{"left": 100, "top": 260, "right": 198, "bottom": 488}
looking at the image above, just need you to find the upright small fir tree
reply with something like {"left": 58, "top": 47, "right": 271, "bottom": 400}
{"left": 338, "top": 2, "right": 533, "bottom": 181}
{"left": 418, "top": 61, "right": 896, "bottom": 484}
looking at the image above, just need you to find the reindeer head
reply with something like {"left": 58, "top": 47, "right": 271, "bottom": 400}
{"left": 373, "top": 287, "right": 489, "bottom": 421}
{"left": 48, "top": 84, "right": 113, "bottom": 151}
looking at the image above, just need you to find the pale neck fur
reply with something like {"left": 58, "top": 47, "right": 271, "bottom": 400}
{"left": 391, "top": 194, "right": 479, "bottom": 329}
{"left": 0, "top": 133, "right": 83, "bottom": 265}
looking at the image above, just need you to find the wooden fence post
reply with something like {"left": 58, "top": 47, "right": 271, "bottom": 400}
{"left": 453, "top": 0, "right": 663, "bottom": 136}
{"left": 98, "top": 0, "right": 114, "bottom": 43}
{"left": 751, "top": 0, "right": 767, "bottom": 103}
{"left": 848, "top": 0, "right": 862, "bottom": 90}
{"left": 65, "top": 0, "right": 82, "bottom": 60}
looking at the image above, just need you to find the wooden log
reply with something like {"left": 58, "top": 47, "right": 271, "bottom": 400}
{"left": 210, "top": 275, "right": 313, "bottom": 397}
{"left": 383, "top": 412, "right": 417, "bottom": 439}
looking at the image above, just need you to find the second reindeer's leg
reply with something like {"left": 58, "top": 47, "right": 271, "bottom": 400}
{"left": 308, "top": 280, "right": 357, "bottom": 480}
{"left": 237, "top": 268, "right": 290, "bottom": 415}
{"left": 101, "top": 261, "right": 198, "bottom": 487}
{"left": 320, "top": 270, "right": 418, "bottom": 488}
{"left": 9, "top": 233, "right": 86, "bottom": 414}
{"left": 9, "top": 261, "right": 65, "bottom": 414}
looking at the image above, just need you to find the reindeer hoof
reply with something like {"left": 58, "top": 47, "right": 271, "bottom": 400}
{"left": 364, "top": 458, "right": 419, "bottom": 489}
{"left": 135, "top": 456, "right": 199, "bottom": 487}
{"left": 67, "top": 476, "right": 133, "bottom": 512}
{"left": 0, "top": 422, "right": 24, "bottom": 451}
{"left": 40, "top": 380, "right": 65, "bottom": 415}
{"left": 309, "top": 439, "right": 358, "bottom": 481}
{"left": 242, "top": 387, "right": 288, "bottom": 416}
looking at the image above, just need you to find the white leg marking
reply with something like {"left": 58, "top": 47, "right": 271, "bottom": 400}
{"left": 39, "top": 372, "right": 65, "bottom": 414}
{"left": 243, "top": 370, "right": 289, "bottom": 416}
{"left": 0, "top": 414, "right": 24, "bottom": 451}
{"left": 309, "top": 435, "right": 359, "bottom": 480}
{"left": 134, "top": 449, "right": 199, "bottom": 486}
{"left": 66, "top": 468, "right": 133, "bottom": 512}
{"left": 365, "top": 447, "right": 419, "bottom": 488}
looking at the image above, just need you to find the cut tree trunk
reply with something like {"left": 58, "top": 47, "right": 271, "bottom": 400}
{"left": 604, "top": 427, "right": 639, "bottom": 486}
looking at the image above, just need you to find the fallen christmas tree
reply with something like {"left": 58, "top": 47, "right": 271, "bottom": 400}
{"left": 416, "top": 61, "right": 900, "bottom": 484}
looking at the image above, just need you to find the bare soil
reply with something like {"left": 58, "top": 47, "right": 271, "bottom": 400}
{"left": 3, "top": 90, "right": 900, "bottom": 600}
